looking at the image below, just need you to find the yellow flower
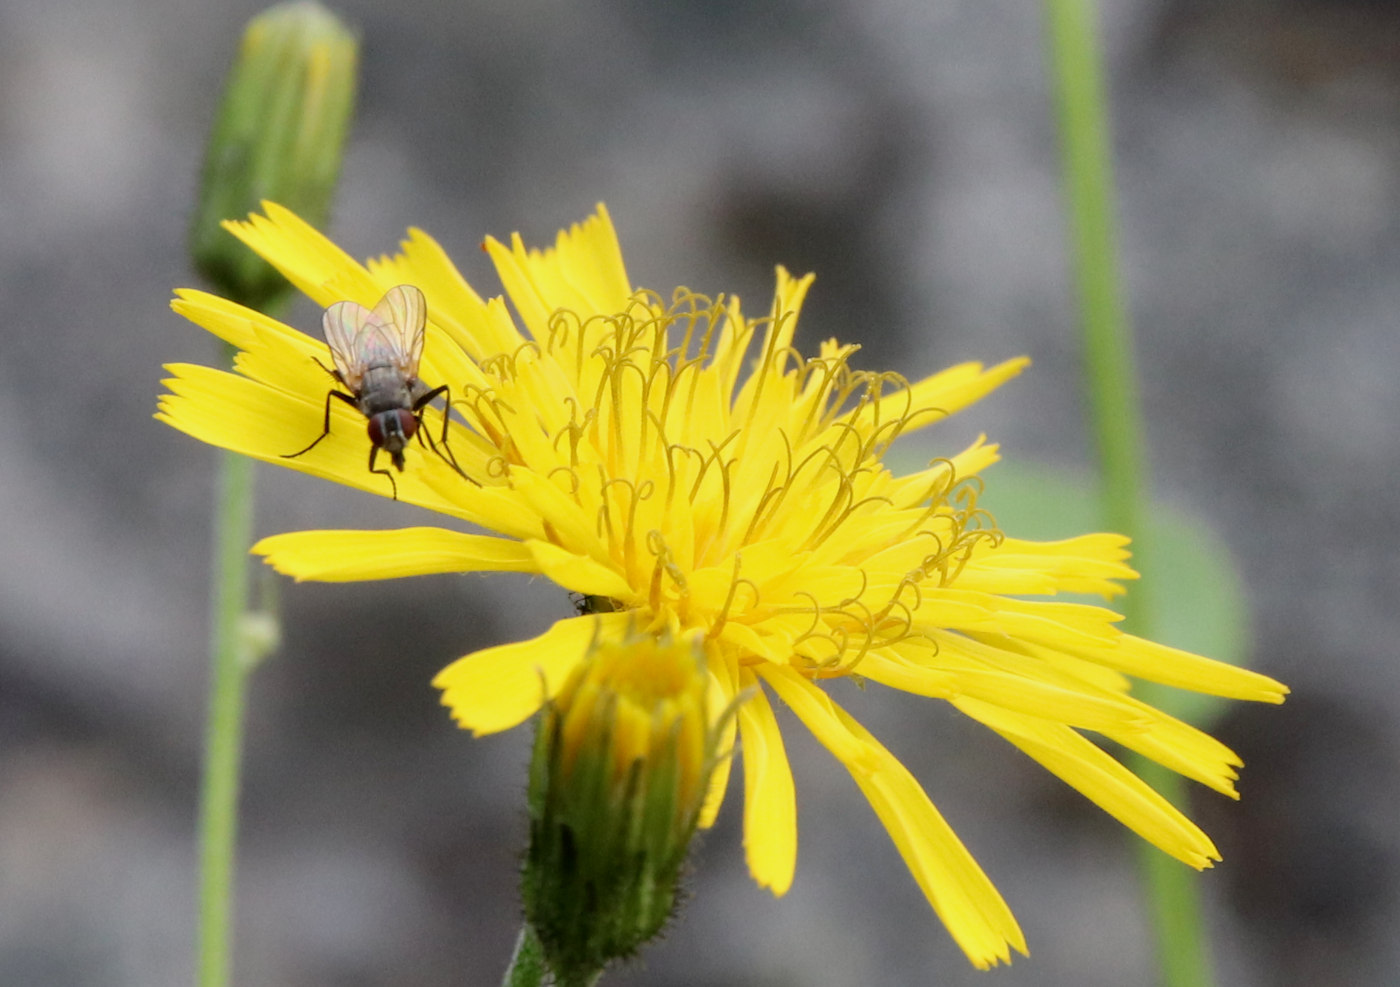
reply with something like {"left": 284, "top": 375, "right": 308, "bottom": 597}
{"left": 158, "top": 203, "right": 1288, "bottom": 968}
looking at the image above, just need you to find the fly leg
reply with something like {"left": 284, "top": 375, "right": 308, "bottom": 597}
{"left": 413, "top": 384, "right": 477, "bottom": 485}
{"left": 368, "top": 444, "right": 400, "bottom": 501}
{"left": 284, "top": 388, "right": 358, "bottom": 460}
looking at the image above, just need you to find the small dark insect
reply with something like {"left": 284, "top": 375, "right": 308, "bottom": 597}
{"left": 571, "top": 593, "right": 625, "bottom": 615}
{"left": 283, "top": 284, "right": 465, "bottom": 499}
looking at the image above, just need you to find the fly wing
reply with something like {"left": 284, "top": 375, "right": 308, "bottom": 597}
{"left": 366, "top": 284, "right": 427, "bottom": 376}
{"left": 322, "top": 299, "right": 374, "bottom": 388}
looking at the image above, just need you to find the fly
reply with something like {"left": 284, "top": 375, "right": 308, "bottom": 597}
{"left": 283, "top": 284, "right": 466, "bottom": 499}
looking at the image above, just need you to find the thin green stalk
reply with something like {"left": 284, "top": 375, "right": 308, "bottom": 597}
{"left": 189, "top": 5, "right": 354, "bottom": 978}
{"left": 1043, "top": 2, "right": 1210, "bottom": 985}
{"left": 197, "top": 405, "right": 257, "bottom": 987}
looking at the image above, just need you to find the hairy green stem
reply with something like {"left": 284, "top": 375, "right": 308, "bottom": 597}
{"left": 1044, "top": 2, "right": 1211, "bottom": 985}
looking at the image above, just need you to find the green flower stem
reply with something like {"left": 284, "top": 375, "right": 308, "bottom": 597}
{"left": 197, "top": 386, "right": 257, "bottom": 987}
{"left": 197, "top": 334, "right": 284, "bottom": 987}
{"left": 190, "top": 9, "right": 354, "bottom": 978}
{"left": 1043, "top": 2, "right": 1210, "bottom": 986}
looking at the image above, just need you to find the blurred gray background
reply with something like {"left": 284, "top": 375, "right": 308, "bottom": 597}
{"left": 2, "top": 0, "right": 1396, "bottom": 984}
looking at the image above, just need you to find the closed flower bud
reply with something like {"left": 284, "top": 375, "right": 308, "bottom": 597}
{"left": 189, "top": 0, "right": 357, "bottom": 309}
{"left": 524, "top": 629, "right": 716, "bottom": 985}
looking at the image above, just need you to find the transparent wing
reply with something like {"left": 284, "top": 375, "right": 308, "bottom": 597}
{"left": 322, "top": 299, "right": 374, "bottom": 388}
{"left": 366, "top": 284, "right": 427, "bottom": 375}
{"left": 353, "top": 322, "right": 410, "bottom": 375}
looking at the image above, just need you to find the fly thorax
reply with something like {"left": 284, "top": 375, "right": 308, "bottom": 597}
{"left": 356, "top": 364, "right": 415, "bottom": 416}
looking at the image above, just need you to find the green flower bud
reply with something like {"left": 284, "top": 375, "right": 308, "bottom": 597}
{"left": 190, "top": 1, "right": 357, "bottom": 309}
{"left": 524, "top": 630, "right": 717, "bottom": 986}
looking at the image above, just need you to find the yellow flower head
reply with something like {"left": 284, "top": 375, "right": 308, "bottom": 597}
{"left": 158, "top": 203, "right": 1287, "bottom": 968}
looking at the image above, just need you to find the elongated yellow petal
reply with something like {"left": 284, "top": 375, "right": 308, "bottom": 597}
{"left": 491, "top": 204, "right": 632, "bottom": 326}
{"left": 158, "top": 364, "right": 480, "bottom": 519}
{"left": 844, "top": 358, "right": 1030, "bottom": 437}
{"left": 223, "top": 200, "right": 383, "bottom": 309}
{"left": 908, "top": 358, "right": 1031, "bottom": 422}
{"left": 914, "top": 591, "right": 1125, "bottom": 651}
{"left": 859, "top": 650, "right": 1149, "bottom": 735}
{"left": 955, "top": 697, "right": 1221, "bottom": 868}
{"left": 434, "top": 612, "right": 633, "bottom": 735}
{"left": 1077, "top": 634, "right": 1290, "bottom": 702}
{"left": 945, "top": 632, "right": 1131, "bottom": 696}
{"left": 698, "top": 650, "right": 740, "bottom": 829}
{"left": 252, "top": 527, "right": 537, "bottom": 581}
{"left": 1096, "top": 702, "right": 1245, "bottom": 798}
{"left": 957, "top": 533, "right": 1137, "bottom": 598}
{"left": 364, "top": 228, "right": 524, "bottom": 361}
{"left": 525, "top": 540, "right": 634, "bottom": 601}
{"left": 735, "top": 669, "right": 797, "bottom": 895}
{"left": 761, "top": 664, "right": 1026, "bottom": 969}
{"left": 171, "top": 289, "right": 313, "bottom": 353}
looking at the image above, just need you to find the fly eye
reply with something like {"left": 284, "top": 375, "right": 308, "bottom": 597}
{"left": 368, "top": 410, "right": 418, "bottom": 450}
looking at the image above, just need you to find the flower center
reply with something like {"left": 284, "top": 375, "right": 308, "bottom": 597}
{"left": 468, "top": 290, "right": 1001, "bottom": 669}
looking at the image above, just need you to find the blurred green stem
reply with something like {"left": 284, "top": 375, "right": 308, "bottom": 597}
{"left": 1044, "top": 2, "right": 1211, "bottom": 986}
{"left": 198, "top": 375, "right": 256, "bottom": 987}
{"left": 198, "top": 336, "right": 282, "bottom": 986}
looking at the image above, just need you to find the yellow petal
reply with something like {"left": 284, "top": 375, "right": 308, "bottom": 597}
{"left": 509, "top": 469, "right": 611, "bottom": 560}
{"left": 761, "top": 664, "right": 1026, "bottom": 968}
{"left": 222, "top": 201, "right": 382, "bottom": 309}
{"left": 957, "top": 534, "right": 1137, "bottom": 598}
{"left": 753, "top": 266, "right": 814, "bottom": 364}
{"left": 526, "top": 205, "right": 633, "bottom": 321}
{"left": 484, "top": 205, "right": 633, "bottom": 343}
{"left": 906, "top": 358, "right": 1031, "bottom": 424}
{"left": 526, "top": 539, "right": 634, "bottom": 600}
{"left": 1096, "top": 702, "right": 1245, "bottom": 798}
{"left": 433, "top": 612, "right": 633, "bottom": 735}
{"left": 714, "top": 619, "right": 792, "bottom": 664}
{"left": 955, "top": 697, "right": 1222, "bottom": 868}
{"left": 252, "top": 527, "right": 537, "bottom": 581}
{"left": 735, "top": 668, "right": 797, "bottom": 895}
{"left": 1078, "top": 634, "right": 1290, "bottom": 703}
{"left": 697, "top": 649, "right": 740, "bottom": 829}
{"left": 859, "top": 650, "right": 1148, "bottom": 736}
{"left": 365, "top": 228, "right": 527, "bottom": 361}
{"left": 916, "top": 591, "right": 1124, "bottom": 650}
{"left": 885, "top": 436, "right": 1001, "bottom": 509}
{"left": 957, "top": 633, "right": 1132, "bottom": 695}
{"left": 543, "top": 203, "right": 633, "bottom": 315}
{"left": 844, "top": 358, "right": 1030, "bottom": 437}
{"left": 847, "top": 651, "right": 960, "bottom": 698}
{"left": 171, "top": 289, "right": 314, "bottom": 354}
{"left": 158, "top": 364, "right": 480, "bottom": 519}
